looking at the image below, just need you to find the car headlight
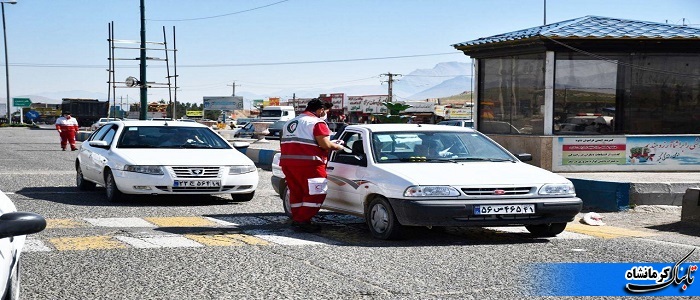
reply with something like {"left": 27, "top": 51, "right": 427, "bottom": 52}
{"left": 538, "top": 183, "right": 576, "bottom": 196}
{"left": 124, "top": 165, "right": 164, "bottom": 175}
{"left": 404, "top": 186, "right": 460, "bottom": 197}
{"left": 229, "top": 165, "right": 256, "bottom": 175}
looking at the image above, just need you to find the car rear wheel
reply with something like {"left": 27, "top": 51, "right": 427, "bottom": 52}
{"left": 366, "top": 197, "right": 403, "bottom": 240}
{"left": 105, "top": 170, "right": 124, "bottom": 202}
{"left": 526, "top": 223, "right": 567, "bottom": 237}
{"left": 281, "top": 186, "right": 292, "bottom": 217}
{"left": 76, "top": 163, "right": 96, "bottom": 191}
{"left": 230, "top": 192, "right": 254, "bottom": 202}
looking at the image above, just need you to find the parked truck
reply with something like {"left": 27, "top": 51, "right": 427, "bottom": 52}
{"left": 61, "top": 98, "right": 109, "bottom": 127}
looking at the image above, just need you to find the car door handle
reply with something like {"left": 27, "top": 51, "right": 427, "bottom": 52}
{"left": 326, "top": 166, "right": 334, "bottom": 170}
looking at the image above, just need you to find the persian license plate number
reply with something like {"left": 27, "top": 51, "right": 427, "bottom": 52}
{"left": 474, "top": 204, "right": 535, "bottom": 215}
{"left": 173, "top": 180, "right": 221, "bottom": 187}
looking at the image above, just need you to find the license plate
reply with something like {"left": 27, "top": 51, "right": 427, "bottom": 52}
{"left": 173, "top": 180, "right": 221, "bottom": 187}
{"left": 474, "top": 204, "right": 535, "bottom": 215}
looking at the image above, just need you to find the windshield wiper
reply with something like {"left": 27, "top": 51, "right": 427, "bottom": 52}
{"left": 454, "top": 157, "right": 515, "bottom": 163}
{"left": 426, "top": 158, "right": 459, "bottom": 163}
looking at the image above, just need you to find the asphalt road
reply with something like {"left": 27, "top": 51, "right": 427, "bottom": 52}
{"left": 2, "top": 127, "right": 700, "bottom": 299}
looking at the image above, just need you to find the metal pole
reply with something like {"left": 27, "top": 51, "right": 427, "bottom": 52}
{"left": 2, "top": 3, "right": 10, "bottom": 121}
{"left": 139, "top": 0, "right": 147, "bottom": 120}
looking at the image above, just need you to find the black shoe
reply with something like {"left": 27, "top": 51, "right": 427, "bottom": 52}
{"left": 291, "top": 221, "right": 321, "bottom": 233}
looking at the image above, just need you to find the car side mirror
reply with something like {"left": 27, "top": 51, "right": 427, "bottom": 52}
{"left": 516, "top": 153, "right": 533, "bottom": 162}
{"left": 88, "top": 140, "right": 110, "bottom": 148}
{"left": 0, "top": 212, "right": 46, "bottom": 239}
{"left": 231, "top": 141, "right": 250, "bottom": 150}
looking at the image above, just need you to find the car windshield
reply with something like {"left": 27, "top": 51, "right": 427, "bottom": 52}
{"left": 370, "top": 131, "right": 514, "bottom": 163}
{"left": 117, "top": 126, "right": 232, "bottom": 149}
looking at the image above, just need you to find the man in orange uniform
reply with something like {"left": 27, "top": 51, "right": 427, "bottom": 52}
{"left": 55, "top": 111, "right": 80, "bottom": 151}
{"left": 280, "top": 99, "right": 344, "bottom": 233}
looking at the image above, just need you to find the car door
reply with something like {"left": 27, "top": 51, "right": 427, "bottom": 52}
{"left": 324, "top": 130, "right": 368, "bottom": 215}
{"left": 84, "top": 125, "right": 118, "bottom": 183}
{"left": 80, "top": 125, "right": 112, "bottom": 181}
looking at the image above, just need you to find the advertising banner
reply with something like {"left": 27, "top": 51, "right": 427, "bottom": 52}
{"left": 330, "top": 93, "right": 344, "bottom": 110}
{"left": 361, "top": 95, "right": 388, "bottom": 114}
{"left": 268, "top": 97, "right": 280, "bottom": 106}
{"left": 552, "top": 135, "right": 700, "bottom": 171}
{"left": 348, "top": 96, "right": 363, "bottom": 112}
{"left": 203, "top": 96, "right": 243, "bottom": 111}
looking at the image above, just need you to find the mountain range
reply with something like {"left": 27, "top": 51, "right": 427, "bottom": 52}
{"left": 6, "top": 61, "right": 472, "bottom": 105}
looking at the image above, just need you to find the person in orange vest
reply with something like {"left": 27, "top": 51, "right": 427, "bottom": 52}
{"left": 55, "top": 111, "right": 80, "bottom": 151}
{"left": 280, "top": 99, "right": 344, "bottom": 233}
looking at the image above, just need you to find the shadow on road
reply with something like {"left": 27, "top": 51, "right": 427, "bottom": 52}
{"left": 647, "top": 221, "right": 700, "bottom": 237}
{"left": 14, "top": 186, "right": 239, "bottom": 207}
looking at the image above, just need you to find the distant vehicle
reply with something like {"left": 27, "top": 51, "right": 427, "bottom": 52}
{"left": 61, "top": 98, "right": 109, "bottom": 127}
{"left": 259, "top": 106, "right": 295, "bottom": 122}
{"left": 0, "top": 189, "right": 47, "bottom": 299}
{"left": 271, "top": 124, "right": 582, "bottom": 240}
{"left": 76, "top": 120, "right": 258, "bottom": 202}
{"left": 235, "top": 118, "right": 255, "bottom": 128}
{"left": 437, "top": 119, "right": 474, "bottom": 128}
{"left": 91, "top": 117, "right": 122, "bottom": 131}
{"left": 266, "top": 120, "right": 287, "bottom": 139}
{"left": 234, "top": 122, "right": 255, "bottom": 138}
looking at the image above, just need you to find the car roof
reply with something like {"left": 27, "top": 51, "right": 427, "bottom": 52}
{"left": 110, "top": 120, "right": 208, "bottom": 128}
{"left": 347, "top": 123, "right": 477, "bottom": 133}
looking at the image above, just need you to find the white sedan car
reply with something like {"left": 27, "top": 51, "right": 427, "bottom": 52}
{"left": 0, "top": 189, "right": 46, "bottom": 299}
{"left": 272, "top": 124, "right": 582, "bottom": 240}
{"left": 90, "top": 117, "right": 121, "bottom": 131}
{"left": 76, "top": 120, "right": 259, "bottom": 202}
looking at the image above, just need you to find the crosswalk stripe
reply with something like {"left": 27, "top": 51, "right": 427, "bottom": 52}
{"left": 46, "top": 218, "right": 88, "bottom": 229}
{"left": 565, "top": 222, "right": 656, "bottom": 239}
{"left": 50, "top": 236, "right": 128, "bottom": 251}
{"left": 84, "top": 217, "right": 157, "bottom": 228}
{"left": 246, "top": 229, "right": 341, "bottom": 246}
{"left": 185, "top": 234, "right": 270, "bottom": 246}
{"left": 24, "top": 238, "right": 52, "bottom": 252}
{"left": 143, "top": 217, "right": 217, "bottom": 227}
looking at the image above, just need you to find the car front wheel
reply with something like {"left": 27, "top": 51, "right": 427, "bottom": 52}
{"left": 282, "top": 186, "right": 291, "bottom": 217}
{"left": 366, "top": 197, "right": 403, "bottom": 240}
{"left": 526, "top": 223, "right": 567, "bottom": 237}
{"left": 230, "top": 192, "right": 254, "bottom": 202}
{"left": 76, "top": 163, "right": 96, "bottom": 191}
{"left": 105, "top": 170, "right": 125, "bottom": 202}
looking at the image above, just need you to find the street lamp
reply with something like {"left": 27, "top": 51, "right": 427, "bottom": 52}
{"left": 1, "top": 0, "right": 16, "bottom": 121}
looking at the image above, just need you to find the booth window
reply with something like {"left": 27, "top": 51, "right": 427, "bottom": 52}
{"left": 478, "top": 54, "right": 545, "bottom": 135}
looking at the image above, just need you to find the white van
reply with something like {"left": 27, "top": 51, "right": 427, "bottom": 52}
{"left": 260, "top": 106, "right": 296, "bottom": 122}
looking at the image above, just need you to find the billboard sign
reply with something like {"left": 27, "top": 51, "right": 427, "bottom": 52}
{"left": 203, "top": 96, "right": 243, "bottom": 111}
{"left": 330, "top": 93, "right": 344, "bottom": 110}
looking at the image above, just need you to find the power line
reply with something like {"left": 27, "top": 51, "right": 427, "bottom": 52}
{"left": 148, "top": 0, "right": 291, "bottom": 22}
{"left": 3, "top": 52, "right": 461, "bottom": 69}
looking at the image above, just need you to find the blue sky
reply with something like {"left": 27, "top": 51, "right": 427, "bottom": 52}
{"left": 2, "top": 0, "right": 698, "bottom": 105}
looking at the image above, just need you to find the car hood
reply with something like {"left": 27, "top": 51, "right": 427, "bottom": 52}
{"left": 376, "top": 161, "right": 569, "bottom": 185}
{"left": 117, "top": 149, "right": 255, "bottom": 166}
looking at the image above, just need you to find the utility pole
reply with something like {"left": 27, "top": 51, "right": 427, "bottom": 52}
{"left": 227, "top": 81, "right": 240, "bottom": 97}
{"left": 292, "top": 93, "right": 296, "bottom": 112}
{"left": 139, "top": 0, "right": 147, "bottom": 120}
{"left": 380, "top": 72, "right": 402, "bottom": 102}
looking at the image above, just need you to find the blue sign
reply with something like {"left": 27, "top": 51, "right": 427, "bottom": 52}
{"left": 25, "top": 110, "right": 40, "bottom": 120}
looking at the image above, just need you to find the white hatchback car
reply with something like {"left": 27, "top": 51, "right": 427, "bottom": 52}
{"left": 272, "top": 124, "right": 582, "bottom": 240}
{"left": 76, "top": 120, "right": 259, "bottom": 202}
{"left": 0, "top": 189, "right": 46, "bottom": 299}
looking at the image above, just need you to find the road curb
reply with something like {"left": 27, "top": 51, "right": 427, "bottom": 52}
{"left": 245, "top": 148, "right": 279, "bottom": 171}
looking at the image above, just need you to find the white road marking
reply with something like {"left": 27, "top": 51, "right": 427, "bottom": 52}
{"left": 246, "top": 229, "right": 340, "bottom": 246}
{"left": 84, "top": 217, "right": 158, "bottom": 228}
{"left": 23, "top": 238, "right": 52, "bottom": 252}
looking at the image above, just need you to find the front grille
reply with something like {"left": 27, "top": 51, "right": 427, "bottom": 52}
{"left": 461, "top": 187, "right": 534, "bottom": 196}
{"left": 155, "top": 185, "right": 243, "bottom": 192}
{"left": 170, "top": 166, "right": 221, "bottom": 179}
